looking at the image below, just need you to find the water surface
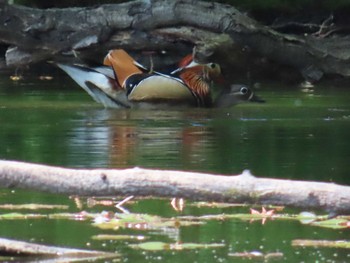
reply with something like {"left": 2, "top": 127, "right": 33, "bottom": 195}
{"left": 0, "top": 72, "right": 349, "bottom": 262}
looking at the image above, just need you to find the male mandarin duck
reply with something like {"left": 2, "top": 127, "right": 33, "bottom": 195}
{"left": 171, "top": 53, "right": 224, "bottom": 107}
{"left": 104, "top": 49, "right": 220, "bottom": 107}
{"left": 57, "top": 49, "right": 264, "bottom": 108}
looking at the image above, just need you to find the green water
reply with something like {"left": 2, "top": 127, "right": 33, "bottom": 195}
{"left": 0, "top": 72, "right": 349, "bottom": 262}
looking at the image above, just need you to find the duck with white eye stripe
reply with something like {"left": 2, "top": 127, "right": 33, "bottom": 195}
{"left": 214, "top": 84, "right": 265, "bottom": 108}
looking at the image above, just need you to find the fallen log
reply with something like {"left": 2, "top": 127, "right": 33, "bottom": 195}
{"left": 0, "top": 160, "right": 349, "bottom": 214}
{"left": 1, "top": 0, "right": 350, "bottom": 81}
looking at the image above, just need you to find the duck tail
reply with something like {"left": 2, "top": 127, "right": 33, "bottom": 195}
{"left": 104, "top": 49, "right": 145, "bottom": 88}
{"left": 57, "top": 63, "right": 128, "bottom": 108}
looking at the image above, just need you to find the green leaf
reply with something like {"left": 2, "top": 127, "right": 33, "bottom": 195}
{"left": 0, "top": 213, "right": 46, "bottom": 220}
{"left": 310, "top": 218, "right": 350, "bottom": 229}
{"left": 292, "top": 239, "right": 350, "bottom": 248}
{"left": 91, "top": 234, "right": 147, "bottom": 241}
{"left": 131, "top": 241, "right": 168, "bottom": 251}
{"left": 93, "top": 213, "right": 203, "bottom": 230}
{"left": 131, "top": 241, "right": 225, "bottom": 251}
{"left": 0, "top": 204, "right": 68, "bottom": 210}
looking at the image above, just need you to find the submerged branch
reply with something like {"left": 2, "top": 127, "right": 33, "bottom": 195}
{"left": 0, "top": 237, "right": 117, "bottom": 261}
{"left": 0, "top": 160, "right": 349, "bottom": 214}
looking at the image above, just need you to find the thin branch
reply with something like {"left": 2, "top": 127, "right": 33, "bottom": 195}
{"left": 115, "top": 195, "right": 134, "bottom": 213}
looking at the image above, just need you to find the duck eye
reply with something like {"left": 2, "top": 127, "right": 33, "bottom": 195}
{"left": 210, "top": 63, "right": 216, "bottom": 69}
{"left": 240, "top": 87, "right": 248, "bottom": 94}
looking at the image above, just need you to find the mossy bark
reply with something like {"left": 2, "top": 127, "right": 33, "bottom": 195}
{"left": 1, "top": 0, "right": 350, "bottom": 82}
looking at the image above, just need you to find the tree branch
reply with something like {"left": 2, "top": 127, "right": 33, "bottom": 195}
{"left": 0, "top": 237, "right": 116, "bottom": 261}
{"left": 0, "top": 160, "right": 349, "bottom": 214}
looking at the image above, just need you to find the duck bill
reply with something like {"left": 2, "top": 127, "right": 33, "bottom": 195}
{"left": 249, "top": 94, "right": 265, "bottom": 103}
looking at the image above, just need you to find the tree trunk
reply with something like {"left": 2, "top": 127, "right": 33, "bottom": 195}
{"left": 1, "top": 0, "right": 350, "bottom": 81}
{"left": 0, "top": 160, "right": 349, "bottom": 214}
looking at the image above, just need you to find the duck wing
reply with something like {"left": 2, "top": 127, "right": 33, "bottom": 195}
{"left": 126, "top": 74, "right": 199, "bottom": 106}
{"left": 84, "top": 81, "right": 131, "bottom": 108}
{"left": 104, "top": 49, "right": 146, "bottom": 87}
{"left": 57, "top": 63, "right": 131, "bottom": 108}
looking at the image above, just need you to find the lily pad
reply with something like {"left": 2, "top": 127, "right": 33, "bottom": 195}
{"left": 91, "top": 234, "right": 146, "bottom": 241}
{"left": 191, "top": 202, "right": 248, "bottom": 208}
{"left": 93, "top": 213, "right": 203, "bottom": 230}
{"left": 50, "top": 212, "right": 97, "bottom": 220}
{"left": 229, "top": 251, "right": 283, "bottom": 259}
{"left": 131, "top": 241, "right": 225, "bottom": 251}
{"left": 292, "top": 239, "right": 350, "bottom": 248}
{"left": 310, "top": 218, "right": 350, "bottom": 229}
{"left": 0, "top": 204, "right": 69, "bottom": 210}
{"left": 297, "top": 211, "right": 318, "bottom": 224}
{"left": 0, "top": 213, "right": 46, "bottom": 220}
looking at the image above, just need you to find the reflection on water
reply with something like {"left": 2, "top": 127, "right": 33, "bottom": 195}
{"left": 0, "top": 73, "right": 349, "bottom": 262}
{"left": 0, "top": 74, "right": 349, "bottom": 184}
{"left": 64, "top": 109, "right": 219, "bottom": 169}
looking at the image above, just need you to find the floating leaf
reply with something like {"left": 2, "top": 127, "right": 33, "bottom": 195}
{"left": 177, "top": 243, "right": 224, "bottom": 250}
{"left": 229, "top": 251, "right": 283, "bottom": 259}
{"left": 0, "top": 213, "right": 46, "bottom": 220}
{"left": 190, "top": 202, "right": 247, "bottom": 208}
{"left": 179, "top": 213, "right": 295, "bottom": 222}
{"left": 297, "top": 211, "right": 318, "bottom": 224}
{"left": 93, "top": 213, "right": 203, "bottom": 230}
{"left": 92, "top": 234, "right": 146, "bottom": 241}
{"left": 292, "top": 239, "right": 350, "bottom": 248}
{"left": 0, "top": 212, "right": 102, "bottom": 221}
{"left": 0, "top": 204, "right": 68, "bottom": 210}
{"left": 131, "top": 241, "right": 168, "bottom": 251}
{"left": 310, "top": 218, "right": 350, "bottom": 229}
{"left": 131, "top": 241, "right": 224, "bottom": 251}
{"left": 190, "top": 202, "right": 285, "bottom": 211}
{"left": 50, "top": 212, "right": 97, "bottom": 220}
{"left": 92, "top": 215, "right": 152, "bottom": 230}
{"left": 116, "top": 213, "right": 160, "bottom": 224}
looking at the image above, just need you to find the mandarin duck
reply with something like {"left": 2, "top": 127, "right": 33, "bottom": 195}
{"left": 57, "top": 49, "right": 264, "bottom": 108}
{"left": 214, "top": 84, "right": 265, "bottom": 107}
{"left": 170, "top": 53, "right": 224, "bottom": 107}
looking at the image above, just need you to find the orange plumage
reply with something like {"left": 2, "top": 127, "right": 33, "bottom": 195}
{"left": 103, "top": 49, "right": 144, "bottom": 88}
{"left": 57, "top": 49, "right": 265, "bottom": 109}
{"left": 177, "top": 54, "right": 196, "bottom": 68}
{"left": 104, "top": 49, "right": 223, "bottom": 107}
{"left": 178, "top": 66, "right": 211, "bottom": 106}
{"left": 177, "top": 61, "right": 223, "bottom": 107}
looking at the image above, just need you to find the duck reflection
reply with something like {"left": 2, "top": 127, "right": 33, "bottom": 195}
{"left": 107, "top": 110, "right": 215, "bottom": 169}
{"left": 110, "top": 125, "right": 138, "bottom": 166}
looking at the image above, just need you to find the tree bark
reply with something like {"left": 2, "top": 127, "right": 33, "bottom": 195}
{"left": 0, "top": 160, "right": 349, "bottom": 214}
{"left": 0, "top": 237, "right": 117, "bottom": 261}
{"left": 1, "top": 0, "right": 350, "bottom": 81}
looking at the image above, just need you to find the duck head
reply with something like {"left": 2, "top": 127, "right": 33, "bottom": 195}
{"left": 204, "top": 62, "right": 223, "bottom": 83}
{"left": 175, "top": 54, "right": 223, "bottom": 82}
{"left": 174, "top": 59, "right": 224, "bottom": 107}
{"left": 214, "top": 84, "right": 265, "bottom": 108}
